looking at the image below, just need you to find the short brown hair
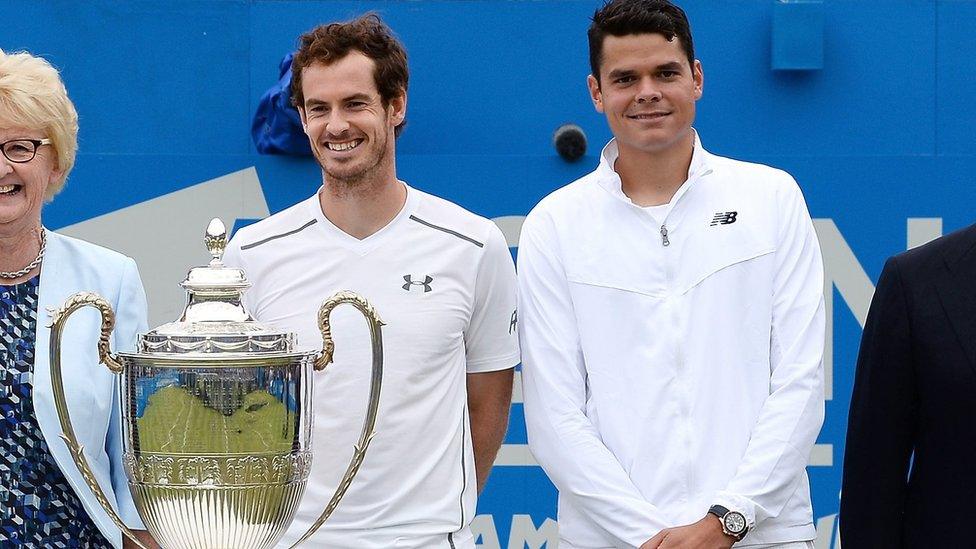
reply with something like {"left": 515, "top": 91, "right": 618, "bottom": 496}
{"left": 291, "top": 13, "right": 409, "bottom": 136}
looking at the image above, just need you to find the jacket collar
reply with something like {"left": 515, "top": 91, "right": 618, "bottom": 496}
{"left": 36, "top": 228, "right": 70, "bottom": 315}
{"left": 32, "top": 228, "right": 70, "bottom": 446}
{"left": 594, "top": 129, "right": 714, "bottom": 207}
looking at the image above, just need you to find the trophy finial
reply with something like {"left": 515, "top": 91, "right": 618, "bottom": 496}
{"left": 205, "top": 218, "right": 227, "bottom": 265}
{"left": 177, "top": 217, "right": 251, "bottom": 322}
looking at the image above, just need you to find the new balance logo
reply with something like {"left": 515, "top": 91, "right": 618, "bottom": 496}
{"left": 509, "top": 310, "right": 518, "bottom": 334}
{"left": 402, "top": 275, "right": 433, "bottom": 292}
{"left": 710, "top": 211, "right": 738, "bottom": 226}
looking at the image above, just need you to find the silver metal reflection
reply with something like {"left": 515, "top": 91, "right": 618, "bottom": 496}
{"left": 48, "top": 218, "right": 384, "bottom": 548}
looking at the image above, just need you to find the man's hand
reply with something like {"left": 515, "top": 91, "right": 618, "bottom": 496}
{"left": 640, "top": 529, "right": 669, "bottom": 549}
{"left": 642, "top": 515, "right": 737, "bottom": 549}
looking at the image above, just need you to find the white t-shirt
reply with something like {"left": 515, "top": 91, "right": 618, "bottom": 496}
{"left": 222, "top": 184, "right": 520, "bottom": 549}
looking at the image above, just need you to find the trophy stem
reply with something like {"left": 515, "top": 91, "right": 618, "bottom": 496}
{"left": 48, "top": 292, "right": 149, "bottom": 549}
{"left": 288, "top": 291, "right": 385, "bottom": 547}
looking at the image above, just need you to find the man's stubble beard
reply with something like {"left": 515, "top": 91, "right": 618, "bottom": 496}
{"left": 319, "top": 133, "right": 392, "bottom": 199}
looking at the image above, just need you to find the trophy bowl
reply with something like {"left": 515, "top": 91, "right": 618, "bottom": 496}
{"left": 47, "top": 219, "right": 384, "bottom": 548}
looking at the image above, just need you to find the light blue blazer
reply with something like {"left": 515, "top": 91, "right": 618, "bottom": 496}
{"left": 32, "top": 230, "right": 148, "bottom": 548}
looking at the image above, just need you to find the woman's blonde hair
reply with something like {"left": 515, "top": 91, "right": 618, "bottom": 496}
{"left": 0, "top": 49, "right": 78, "bottom": 199}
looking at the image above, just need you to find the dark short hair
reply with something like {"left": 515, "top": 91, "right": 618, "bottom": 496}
{"left": 291, "top": 13, "right": 409, "bottom": 136}
{"left": 588, "top": 0, "right": 695, "bottom": 84}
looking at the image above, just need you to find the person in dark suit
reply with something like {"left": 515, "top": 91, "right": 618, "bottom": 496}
{"left": 841, "top": 223, "right": 976, "bottom": 548}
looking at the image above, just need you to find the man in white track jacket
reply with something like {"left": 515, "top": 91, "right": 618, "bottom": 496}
{"left": 518, "top": 1, "right": 825, "bottom": 548}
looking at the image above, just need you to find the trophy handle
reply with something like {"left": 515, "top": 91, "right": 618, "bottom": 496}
{"left": 289, "top": 290, "right": 385, "bottom": 548}
{"left": 48, "top": 292, "right": 148, "bottom": 549}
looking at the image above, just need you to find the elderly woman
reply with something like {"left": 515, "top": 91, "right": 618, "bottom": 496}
{"left": 0, "top": 50, "right": 154, "bottom": 547}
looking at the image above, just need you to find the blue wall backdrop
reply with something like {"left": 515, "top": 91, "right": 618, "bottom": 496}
{"left": 7, "top": 1, "right": 976, "bottom": 547}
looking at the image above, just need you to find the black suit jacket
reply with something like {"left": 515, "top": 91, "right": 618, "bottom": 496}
{"left": 840, "top": 223, "right": 976, "bottom": 548}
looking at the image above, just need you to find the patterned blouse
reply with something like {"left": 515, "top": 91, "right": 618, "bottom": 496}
{"left": 0, "top": 275, "right": 111, "bottom": 547}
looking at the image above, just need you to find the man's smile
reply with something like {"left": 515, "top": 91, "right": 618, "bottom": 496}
{"left": 325, "top": 139, "right": 364, "bottom": 152}
{"left": 627, "top": 111, "right": 671, "bottom": 120}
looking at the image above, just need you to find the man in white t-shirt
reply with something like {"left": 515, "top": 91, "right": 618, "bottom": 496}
{"left": 222, "top": 14, "right": 518, "bottom": 549}
{"left": 518, "top": 1, "right": 825, "bottom": 548}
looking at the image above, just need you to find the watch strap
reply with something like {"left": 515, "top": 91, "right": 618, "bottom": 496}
{"left": 707, "top": 504, "right": 731, "bottom": 518}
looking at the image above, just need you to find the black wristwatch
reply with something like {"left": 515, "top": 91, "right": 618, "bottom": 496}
{"left": 708, "top": 505, "right": 749, "bottom": 540}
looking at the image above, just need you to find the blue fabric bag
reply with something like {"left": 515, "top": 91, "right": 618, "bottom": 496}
{"left": 251, "top": 52, "right": 312, "bottom": 155}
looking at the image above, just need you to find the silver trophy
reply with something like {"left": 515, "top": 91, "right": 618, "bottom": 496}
{"left": 48, "top": 218, "right": 384, "bottom": 548}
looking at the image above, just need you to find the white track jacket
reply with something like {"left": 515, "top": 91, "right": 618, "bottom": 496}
{"left": 518, "top": 136, "right": 825, "bottom": 548}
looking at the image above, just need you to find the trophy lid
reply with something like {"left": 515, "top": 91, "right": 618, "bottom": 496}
{"left": 135, "top": 218, "right": 298, "bottom": 356}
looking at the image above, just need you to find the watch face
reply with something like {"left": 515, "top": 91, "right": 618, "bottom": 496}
{"left": 724, "top": 511, "right": 747, "bottom": 534}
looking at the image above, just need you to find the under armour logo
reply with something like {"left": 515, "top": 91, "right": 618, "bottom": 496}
{"left": 402, "top": 275, "right": 433, "bottom": 292}
{"left": 710, "top": 211, "right": 738, "bottom": 226}
{"left": 509, "top": 310, "right": 518, "bottom": 334}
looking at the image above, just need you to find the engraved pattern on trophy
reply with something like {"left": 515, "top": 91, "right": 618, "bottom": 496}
{"left": 123, "top": 452, "right": 313, "bottom": 485}
{"left": 47, "top": 218, "right": 386, "bottom": 548}
{"left": 139, "top": 334, "right": 292, "bottom": 354}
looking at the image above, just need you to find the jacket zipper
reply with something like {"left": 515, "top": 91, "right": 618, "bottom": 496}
{"left": 660, "top": 224, "right": 670, "bottom": 247}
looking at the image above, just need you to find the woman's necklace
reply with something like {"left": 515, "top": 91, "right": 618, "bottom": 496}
{"left": 0, "top": 228, "right": 46, "bottom": 280}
